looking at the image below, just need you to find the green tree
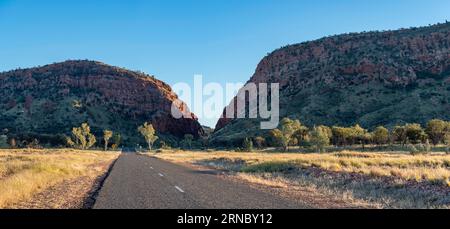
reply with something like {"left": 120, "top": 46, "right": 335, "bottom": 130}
{"left": 372, "top": 126, "right": 389, "bottom": 146}
{"left": 426, "top": 119, "right": 448, "bottom": 145}
{"left": 405, "top": 123, "right": 426, "bottom": 144}
{"left": 111, "top": 133, "right": 121, "bottom": 150}
{"left": 87, "top": 135, "right": 97, "bottom": 149}
{"left": 445, "top": 132, "right": 450, "bottom": 145}
{"left": 67, "top": 123, "right": 96, "bottom": 149}
{"left": 445, "top": 133, "right": 450, "bottom": 154}
{"left": 103, "top": 130, "right": 113, "bottom": 151}
{"left": 269, "top": 129, "right": 283, "bottom": 147}
{"left": 309, "top": 126, "right": 331, "bottom": 153}
{"left": 392, "top": 126, "right": 408, "bottom": 146}
{"left": 293, "top": 125, "right": 309, "bottom": 147}
{"left": 331, "top": 126, "right": 349, "bottom": 146}
{"left": 270, "top": 118, "right": 302, "bottom": 151}
{"left": 138, "top": 122, "right": 158, "bottom": 150}
{"left": 351, "top": 124, "right": 369, "bottom": 148}
{"left": 242, "top": 138, "right": 253, "bottom": 152}
{"left": 70, "top": 127, "right": 85, "bottom": 148}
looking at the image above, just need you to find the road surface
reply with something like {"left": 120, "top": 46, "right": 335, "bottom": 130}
{"left": 94, "top": 152, "right": 307, "bottom": 209}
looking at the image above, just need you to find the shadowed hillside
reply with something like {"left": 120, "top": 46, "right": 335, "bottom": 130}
{"left": 0, "top": 60, "right": 204, "bottom": 146}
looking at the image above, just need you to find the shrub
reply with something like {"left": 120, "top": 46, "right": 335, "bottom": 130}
{"left": 424, "top": 139, "right": 432, "bottom": 153}
{"left": 27, "top": 139, "right": 42, "bottom": 149}
{"left": 253, "top": 136, "right": 266, "bottom": 149}
{"left": 111, "top": 144, "right": 119, "bottom": 150}
{"left": 409, "top": 140, "right": 431, "bottom": 155}
{"left": 158, "top": 140, "right": 171, "bottom": 149}
{"left": 408, "top": 144, "right": 419, "bottom": 155}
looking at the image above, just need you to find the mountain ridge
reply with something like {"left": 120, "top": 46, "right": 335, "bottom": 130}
{"left": 0, "top": 60, "right": 204, "bottom": 147}
{"left": 213, "top": 22, "right": 450, "bottom": 145}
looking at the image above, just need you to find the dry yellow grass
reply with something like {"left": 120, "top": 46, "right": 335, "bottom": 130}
{"left": 151, "top": 150, "right": 450, "bottom": 208}
{"left": 154, "top": 150, "right": 450, "bottom": 186}
{"left": 0, "top": 149, "right": 119, "bottom": 208}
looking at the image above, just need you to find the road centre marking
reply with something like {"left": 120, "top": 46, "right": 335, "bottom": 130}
{"left": 175, "top": 186, "right": 185, "bottom": 193}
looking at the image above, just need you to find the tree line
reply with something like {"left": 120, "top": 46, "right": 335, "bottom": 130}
{"left": 0, "top": 120, "right": 195, "bottom": 151}
{"left": 64, "top": 123, "right": 122, "bottom": 151}
{"left": 64, "top": 122, "right": 162, "bottom": 151}
{"left": 260, "top": 118, "right": 450, "bottom": 152}
{"left": 2, "top": 119, "right": 449, "bottom": 154}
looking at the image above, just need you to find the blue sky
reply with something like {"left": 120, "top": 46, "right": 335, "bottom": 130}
{"left": 0, "top": 0, "right": 449, "bottom": 127}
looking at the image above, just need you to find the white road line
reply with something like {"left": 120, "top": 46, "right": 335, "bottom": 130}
{"left": 175, "top": 186, "right": 185, "bottom": 193}
{"left": 158, "top": 173, "right": 164, "bottom": 177}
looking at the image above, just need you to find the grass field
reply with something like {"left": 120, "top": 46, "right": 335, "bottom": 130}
{"left": 2, "top": 148, "right": 449, "bottom": 209}
{"left": 153, "top": 150, "right": 450, "bottom": 208}
{"left": 0, "top": 149, "right": 119, "bottom": 208}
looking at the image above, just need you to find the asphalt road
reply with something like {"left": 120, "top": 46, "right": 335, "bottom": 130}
{"left": 93, "top": 152, "right": 307, "bottom": 209}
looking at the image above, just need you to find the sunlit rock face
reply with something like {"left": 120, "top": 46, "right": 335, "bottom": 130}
{"left": 213, "top": 23, "right": 450, "bottom": 145}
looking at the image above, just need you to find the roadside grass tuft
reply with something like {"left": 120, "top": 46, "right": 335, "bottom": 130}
{"left": 241, "top": 162, "right": 296, "bottom": 173}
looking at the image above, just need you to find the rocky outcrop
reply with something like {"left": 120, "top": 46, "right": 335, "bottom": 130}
{"left": 213, "top": 23, "right": 450, "bottom": 145}
{"left": 0, "top": 60, "right": 204, "bottom": 146}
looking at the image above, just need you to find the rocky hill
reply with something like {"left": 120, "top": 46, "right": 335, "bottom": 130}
{"left": 0, "top": 60, "right": 204, "bottom": 146}
{"left": 213, "top": 22, "right": 450, "bottom": 146}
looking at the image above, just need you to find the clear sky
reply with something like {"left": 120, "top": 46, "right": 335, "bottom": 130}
{"left": 1, "top": 0, "right": 449, "bottom": 127}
